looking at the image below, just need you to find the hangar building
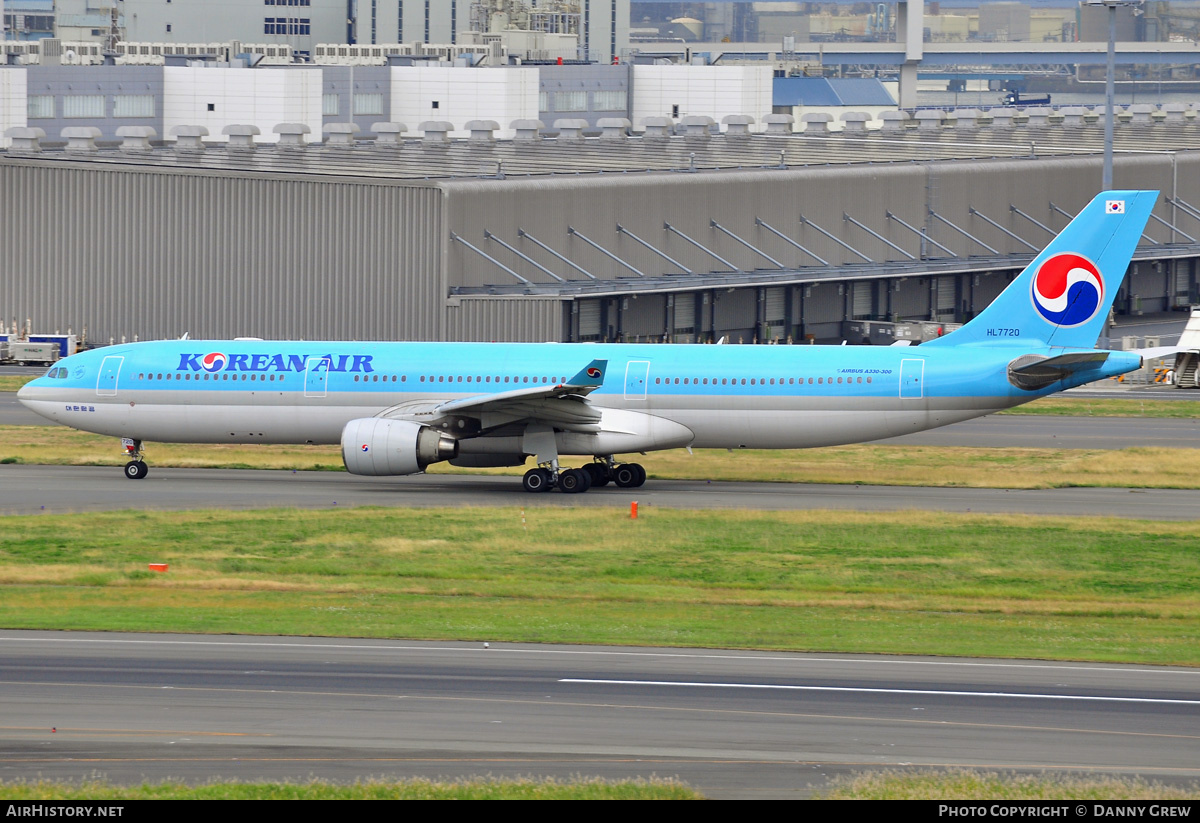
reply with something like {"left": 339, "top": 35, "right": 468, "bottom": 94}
{"left": 3, "top": 108, "right": 1200, "bottom": 346}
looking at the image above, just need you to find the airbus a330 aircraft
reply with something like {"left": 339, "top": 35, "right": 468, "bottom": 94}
{"left": 18, "top": 190, "right": 1158, "bottom": 493}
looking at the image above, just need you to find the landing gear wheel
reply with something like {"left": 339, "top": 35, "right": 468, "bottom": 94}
{"left": 522, "top": 467, "right": 553, "bottom": 493}
{"left": 582, "top": 463, "right": 609, "bottom": 487}
{"left": 613, "top": 463, "right": 641, "bottom": 488}
{"left": 124, "top": 460, "right": 148, "bottom": 480}
{"left": 558, "top": 468, "right": 591, "bottom": 494}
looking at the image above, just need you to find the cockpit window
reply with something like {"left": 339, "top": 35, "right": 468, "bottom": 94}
{"left": 45, "top": 367, "right": 68, "bottom": 379}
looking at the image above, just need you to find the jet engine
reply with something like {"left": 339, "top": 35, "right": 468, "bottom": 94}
{"left": 341, "top": 418, "right": 458, "bottom": 476}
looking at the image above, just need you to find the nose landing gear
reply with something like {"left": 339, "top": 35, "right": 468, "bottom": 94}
{"left": 121, "top": 438, "right": 148, "bottom": 480}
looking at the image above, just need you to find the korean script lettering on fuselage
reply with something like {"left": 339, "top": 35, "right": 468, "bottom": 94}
{"left": 176, "top": 352, "right": 376, "bottom": 374}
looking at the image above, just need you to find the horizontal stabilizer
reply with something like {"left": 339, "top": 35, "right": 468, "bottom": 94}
{"left": 1007, "top": 351, "right": 1112, "bottom": 390}
{"left": 1133, "top": 345, "right": 1197, "bottom": 362}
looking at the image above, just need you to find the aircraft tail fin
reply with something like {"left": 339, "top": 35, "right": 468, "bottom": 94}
{"left": 925, "top": 190, "right": 1158, "bottom": 349}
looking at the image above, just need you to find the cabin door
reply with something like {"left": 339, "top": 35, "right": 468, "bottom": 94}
{"left": 900, "top": 358, "right": 925, "bottom": 399}
{"left": 304, "top": 356, "right": 330, "bottom": 398}
{"left": 624, "top": 360, "right": 650, "bottom": 400}
{"left": 96, "top": 356, "right": 123, "bottom": 397}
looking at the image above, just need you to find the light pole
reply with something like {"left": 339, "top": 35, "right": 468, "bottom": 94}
{"left": 1086, "top": 0, "right": 1144, "bottom": 190}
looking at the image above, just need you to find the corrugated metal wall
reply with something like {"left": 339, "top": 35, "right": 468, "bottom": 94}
{"left": 444, "top": 154, "right": 1200, "bottom": 288}
{"left": 442, "top": 165, "right": 935, "bottom": 285}
{"left": 0, "top": 160, "right": 446, "bottom": 342}
{"left": 4, "top": 151, "right": 1200, "bottom": 345}
{"left": 444, "top": 297, "right": 564, "bottom": 342}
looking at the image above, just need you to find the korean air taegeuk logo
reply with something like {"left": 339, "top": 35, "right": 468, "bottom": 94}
{"left": 1030, "top": 253, "right": 1104, "bottom": 328}
{"left": 200, "top": 352, "right": 228, "bottom": 372}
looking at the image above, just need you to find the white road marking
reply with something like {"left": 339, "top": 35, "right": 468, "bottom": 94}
{"left": 559, "top": 679, "right": 1200, "bottom": 705}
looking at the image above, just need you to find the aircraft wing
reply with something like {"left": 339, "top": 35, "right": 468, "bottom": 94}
{"left": 380, "top": 359, "right": 608, "bottom": 432}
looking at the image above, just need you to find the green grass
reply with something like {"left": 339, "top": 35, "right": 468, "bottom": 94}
{"left": 0, "top": 376, "right": 35, "bottom": 392}
{"left": 0, "top": 777, "right": 700, "bottom": 800}
{"left": 1, "top": 507, "right": 1198, "bottom": 665}
{"left": 824, "top": 770, "right": 1200, "bottom": 800}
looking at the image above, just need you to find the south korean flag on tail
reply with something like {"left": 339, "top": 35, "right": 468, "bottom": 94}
{"left": 1106, "top": 200, "right": 1126, "bottom": 214}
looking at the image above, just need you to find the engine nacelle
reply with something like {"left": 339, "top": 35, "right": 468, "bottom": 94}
{"left": 341, "top": 418, "right": 458, "bottom": 476}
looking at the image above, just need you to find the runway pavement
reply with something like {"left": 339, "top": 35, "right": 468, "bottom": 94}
{"left": 1, "top": 631, "right": 1197, "bottom": 799}
{"left": 2, "top": 464, "right": 1198, "bottom": 519}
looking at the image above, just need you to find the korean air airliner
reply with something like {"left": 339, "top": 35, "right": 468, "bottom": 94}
{"left": 17, "top": 190, "right": 1157, "bottom": 494}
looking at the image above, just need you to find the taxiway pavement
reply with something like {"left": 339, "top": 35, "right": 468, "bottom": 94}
{"left": 1, "top": 464, "right": 1197, "bottom": 519}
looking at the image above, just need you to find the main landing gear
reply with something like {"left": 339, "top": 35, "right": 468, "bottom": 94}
{"left": 121, "top": 438, "right": 148, "bottom": 480}
{"left": 521, "top": 457, "right": 646, "bottom": 494}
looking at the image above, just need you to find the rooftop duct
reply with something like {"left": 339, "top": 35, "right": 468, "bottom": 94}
{"left": 915, "top": 110, "right": 943, "bottom": 132}
{"left": 879, "top": 110, "right": 909, "bottom": 133}
{"left": 370, "top": 122, "right": 406, "bottom": 144}
{"left": 222, "top": 124, "right": 260, "bottom": 149}
{"left": 116, "top": 126, "right": 157, "bottom": 151}
{"left": 1129, "top": 103, "right": 1155, "bottom": 126}
{"left": 170, "top": 125, "right": 208, "bottom": 151}
{"left": 61, "top": 127, "right": 101, "bottom": 153}
{"left": 322, "top": 122, "right": 359, "bottom": 145}
{"left": 722, "top": 114, "right": 754, "bottom": 136}
{"left": 1025, "top": 107, "right": 1051, "bottom": 128}
{"left": 418, "top": 121, "right": 453, "bottom": 143}
{"left": 640, "top": 116, "right": 672, "bottom": 138}
{"left": 597, "top": 118, "right": 631, "bottom": 140}
{"left": 553, "top": 119, "right": 588, "bottom": 140}
{"left": 1163, "top": 103, "right": 1188, "bottom": 122}
{"left": 510, "top": 119, "right": 544, "bottom": 141}
{"left": 465, "top": 120, "right": 499, "bottom": 143}
{"left": 801, "top": 112, "right": 833, "bottom": 134}
{"left": 1060, "top": 107, "right": 1087, "bottom": 128}
{"left": 990, "top": 109, "right": 1015, "bottom": 129}
{"left": 839, "top": 112, "right": 870, "bottom": 134}
{"left": 4, "top": 127, "right": 45, "bottom": 152}
{"left": 762, "top": 113, "right": 794, "bottom": 135}
{"left": 952, "top": 109, "right": 980, "bottom": 129}
{"left": 274, "top": 123, "right": 311, "bottom": 147}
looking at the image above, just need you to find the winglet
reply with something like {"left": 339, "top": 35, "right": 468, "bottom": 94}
{"left": 565, "top": 359, "right": 607, "bottom": 387}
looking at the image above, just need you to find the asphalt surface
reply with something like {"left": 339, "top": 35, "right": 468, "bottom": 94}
{"left": 2, "top": 631, "right": 1197, "bottom": 799}
{"left": 885, "top": 412, "right": 1200, "bottom": 448}
{"left": 2, "top": 464, "right": 1198, "bottom": 519}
